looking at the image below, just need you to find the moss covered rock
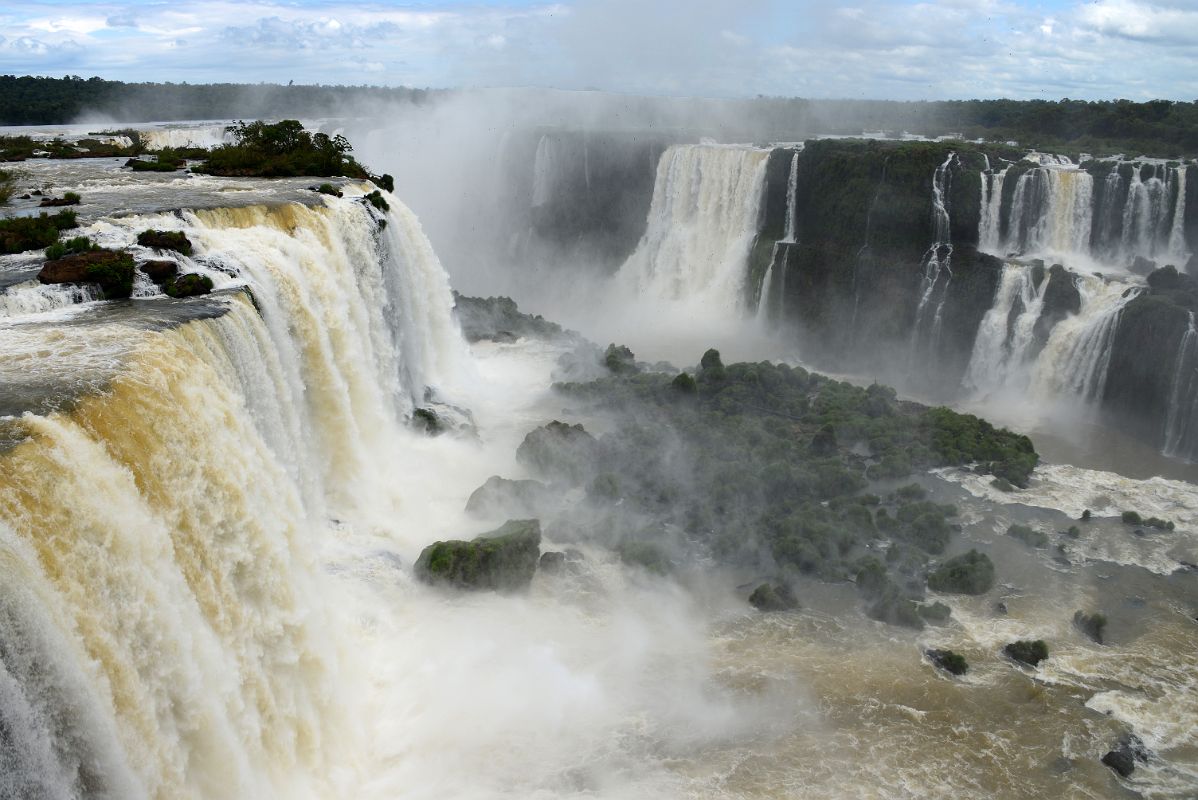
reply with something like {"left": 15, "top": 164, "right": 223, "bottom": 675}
{"left": 38, "top": 249, "right": 135, "bottom": 299}
{"left": 163, "top": 273, "right": 213, "bottom": 298}
{"left": 516, "top": 421, "right": 599, "bottom": 485}
{"left": 414, "top": 519, "right": 542, "bottom": 591}
{"left": 465, "top": 476, "right": 555, "bottom": 518}
{"left": 136, "top": 229, "right": 192, "bottom": 255}
{"left": 1073, "top": 610, "right": 1107, "bottom": 644}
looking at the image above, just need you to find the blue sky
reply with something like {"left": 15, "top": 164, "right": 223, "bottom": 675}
{"left": 2, "top": 0, "right": 1197, "bottom": 100}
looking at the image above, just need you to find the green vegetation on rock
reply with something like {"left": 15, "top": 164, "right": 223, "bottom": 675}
{"left": 195, "top": 120, "right": 369, "bottom": 179}
{"left": 137, "top": 229, "right": 193, "bottom": 255}
{"left": 1073, "top": 610, "right": 1107, "bottom": 644}
{"left": 927, "top": 550, "right": 995, "bottom": 595}
{"left": 163, "top": 273, "right": 213, "bottom": 298}
{"left": 414, "top": 519, "right": 542, "bottom": 591}
{"left": 0, "top": 211, "right": 78, "bottom": 254}
{"left": 926, "top": 649, "right": 968, "bottom": 676}
{"left": 1003, "top": 639, "right": 1049, "bottom": 666}
{"left": 748, "top": 583, "right": 799, "bottom": 612}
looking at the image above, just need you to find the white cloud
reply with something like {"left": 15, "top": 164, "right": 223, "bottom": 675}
{"left": 0, "top": 0, "right": 1196, "bottom": 100}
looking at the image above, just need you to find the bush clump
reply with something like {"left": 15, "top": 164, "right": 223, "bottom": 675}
{"left": 1007, "top": 523, "right": 1049, "bottom": 548}
{"left": 926, "top": 648, "right": 968, "bottom": 675}
{"left": 195, "top": 120, "right": 370, "bottom": 179}
{"left": 0, "top": 210, "right": 78, "bottom": 253}
{"left": 44, "top": 235, "right": 97, "bottom": 260}
{"left": 748, "top": 583, "right": 799, "bottom": 612}
{"left": 363, "top": 190, "right": 389, "bottom": 211}
{"left": 1003, "top": 639, "right": 1049, "bottom": 666}
{"left": 927, "top": 550, "right": 995, "bottom": 595}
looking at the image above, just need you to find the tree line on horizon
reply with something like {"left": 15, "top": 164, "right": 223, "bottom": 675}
{"left": 3, "top": 74, "right": 1198, "bottom": 157}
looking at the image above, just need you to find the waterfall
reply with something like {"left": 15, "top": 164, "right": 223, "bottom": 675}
{"left": 978, "top": 166, "right": 1006, "bottom": 253}
{"left": 982, "top": 159, "right": 1186, "bottom": 268}
{"left": 781, "top": 151, "right": 799, "bottom": 244}
{"left": 911, "top": 153, "right": 955, "bottom": 356}
{"left": 962, "top": 264, "right": 1047, "bottom": 395}
{"left": 756, "top": 257, "right": 774, "bottom": 323}
{"left": 0, "top": 192, "right": 470, "bottom": 796}
{"left": 1168, "top": 167, "right": 1190, "bottom": 266}
{"left": 964, "top": 267, "right": 1136, "bottom": 407}
{"left": 617, "top": 144, "right": 770, "bottom": 310}
{"left": 1164, "top": 312, "right": 1198, "bottom": 460}
{"left": 1029, "top": 277, "right": 1138, "bottom": 403}
{"left": 531, "top": 134, "right": 556, "bottom": 207}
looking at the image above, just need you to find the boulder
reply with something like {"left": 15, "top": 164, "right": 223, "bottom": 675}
{"left": 38, "top": 249, "right": 134, "bottom": 299}
{"left": 137, "top": 229, "right": 192, "bottom": 255}
{"left": 1130, "top": 255, "right": 1157, "bottom": 276}
{"left": 1003, "top": 639, "right": 1048, "bottom": 666}
{"left": 926, "top": 648, "right": 968, "bottom": 675}
{"left": 748, "top": 583, "right": 799, "bottom": 612}
{"left": 516, "top": 421, "right": 599, "bottom": 485}
{"left": 465, "top": 476, "right": 555, "bottom": 518}
{"left": 927, "top": 549, "right": 995, "bottom": 595}
{"left": 139, "top": 259, "right": 177, "bottom": 283}
{"left": 163, "top": 273, "right": 213, "bottom": 298}
{"left": 538, "top": 551, "right": 566, "bottom": 574}
{"left": 414, "top": 519, "right": 542, "bottom": 591}
{"left": 1101, "top": 733, "right": 1149, "bottom": 778}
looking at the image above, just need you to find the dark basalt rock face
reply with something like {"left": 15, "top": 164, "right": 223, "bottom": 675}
{"left": 765, "top": 140, "right": 1006, "bottom": 393}
{"left": 1104, "top": 290, "right": 1192, "bottom": 446}
{"left": 1032, "top": 264, "right": 1081, "bottom": 350}
{"left": 414, "top": 519, "right": 542, "bottom": 591}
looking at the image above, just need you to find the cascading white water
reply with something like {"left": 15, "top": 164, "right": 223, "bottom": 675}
{"left": 1029, "top": 276, "right": 1138, "bottom": 403}
{"left": 979, "top": 161, "right": 1191, "bottom": 269}
{"left": 617, "top": 144, "right": 770, "bottom": 311}
{"left": 531, "top": 134, "right": 557, "bottom": 208}
{"left": 138, "top": 126, "right": 233, "bottom": 150}
{"left": 781, "top": 151, "right": 799, "bottom": 244}
{"left": 0, "top": 281, "right": 100, "bottom": 318}
{"left": 0, "top": 191, "right": 472, "bottom": 797}
{"left": 1164, "top": 312, "right": 1198, "bottom": 460}
{"left": 979, "top": 166, "right": 1006, "bottom": 253}
{"left": 963, "top": 264, "right": 1047, "bottom": 395}
{"left": 911, "top": 153, "right": 955, "bottom": 355}
{"left": 964, "top": 265, "right": 1137, "bottom": 407}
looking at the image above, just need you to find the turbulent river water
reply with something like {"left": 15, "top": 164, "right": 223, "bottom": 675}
{"left": 1, "top": 146, "right": 1196, "bottom": 799}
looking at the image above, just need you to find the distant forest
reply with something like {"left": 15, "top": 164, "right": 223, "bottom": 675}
{"left": 0, "top": 75, "right": 434, "bottom": 125}
{"left": 3, "top": 74, "right": 1198, "bottom": 157}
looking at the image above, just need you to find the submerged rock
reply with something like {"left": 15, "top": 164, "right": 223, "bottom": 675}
{"left": 538, "top": 550, "right": 566, "bottom": 574}
{"left": 1073, "top": 610, "right": 1107, "bottom": 644}
{"left": 748, "top": 583, "right": 799, "bottom": 612}
{"left": 1101, "top": 733, "right": 1149, "bottom": 778}
{"left": 1003, "top": 639, "right": 1049, "bottom": 667}
{"left": 414, "top": 519, "right": 542, "bottom": 591}
{"left": 918, "top": 601, "right": 952, "bottom": 625}
{"left": 926, "top": 648, "right": 968, "bottom": 675}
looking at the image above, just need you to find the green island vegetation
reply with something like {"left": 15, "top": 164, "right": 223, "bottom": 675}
{"left": 193, "top": 120, "right": 369, "bottom": 179}
{"left": 0, "top": 168, "right": 16, "bottom": 203}
{"left": 0, "top": 210, "right": 78, "bottom": 254}
{"left": 1007, "top": 523, "right": 1050, "bottom": 548}
{"left": 44, "top": 235, "right": 98, "bottom": 260}
{"left": 510, "top": 347, "right": 1034, "bottom": 629}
